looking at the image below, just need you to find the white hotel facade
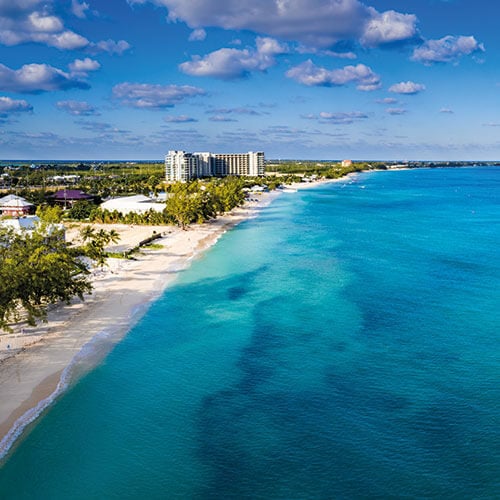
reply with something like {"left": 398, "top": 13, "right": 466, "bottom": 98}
{"left": 165, "top": 150, "right": 265, "bottom": 182}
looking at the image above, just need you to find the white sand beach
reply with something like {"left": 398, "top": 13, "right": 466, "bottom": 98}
{"left": 0, "top": 178, "right": 347, "bottom": 459}
{"left": 0, "top": 191, "right": 286, "bottom": 458}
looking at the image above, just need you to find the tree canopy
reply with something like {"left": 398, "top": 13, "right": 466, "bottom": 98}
{"left": 0, "top": 224, "right": 120, "bottom": 331}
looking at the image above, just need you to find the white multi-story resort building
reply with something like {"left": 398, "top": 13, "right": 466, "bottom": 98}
{"left": 165, "top": 150, "right": 265, "bottom": 182}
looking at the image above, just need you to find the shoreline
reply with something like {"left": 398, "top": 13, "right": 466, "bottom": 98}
{"left": 0, "top": 188, "right": 286, "bottom": 460}
{"left": 0, "top": 176, "right": 348, "bottom": 461}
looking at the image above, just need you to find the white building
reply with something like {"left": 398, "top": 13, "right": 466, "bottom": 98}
{"left": 0, "top": 216, "right": 65, "bottom": 238}
{"left": 165, "top": 150, "right": 265, "bottom": 182}
{"left": 100, "top": 195, "right": 165, "bottom": 215}
{"left": 164, "top": 151, "right": 199, "bottom": 182}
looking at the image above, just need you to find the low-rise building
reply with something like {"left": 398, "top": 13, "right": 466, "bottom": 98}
{"left": 100, "top": 195, "right": 165, "bottom": 215}
{"left": 0, "top": 195, "right": 35, "bottom": 217}
{"left": 51, "top": 189, "right": 94, "bottom": 207}
{"left": 0, "top": 216, "right": 65, "bottom": 238}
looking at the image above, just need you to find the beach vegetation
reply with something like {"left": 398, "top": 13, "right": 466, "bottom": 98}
{"left": 78, "top": 226, "right": 121, "bottom": 269}
{"left": 0, "top": 225, "right": 92, "bottom": 330}
{"left": 165, "top": 182, "right": 208, "bottom": 229}
{"left": 142, "top": 243, "right": 163, "bottom": 250}
{"left": 85, "top": 176, "right": 248, "bottom": 228}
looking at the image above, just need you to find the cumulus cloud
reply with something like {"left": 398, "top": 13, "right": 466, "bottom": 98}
{"left": 69, "top": 58, "right": 101, "bottom": 77}
{"left": 180, "top": 37, "right": 288, "bottom": 79}
{"left": 164, "top": 115, "right": 198, "bottom": 123}
{"left": 56, "top": 100, "right": 99, "bottom": 116}
{"left": 286, "top": 60, "right": 381, "bottom": 91}
{"left": 412, "top": 35, "right": 484, "bottom": 64}
{"left": 188, "top": 28, "right": 206, "bottom": 41}
{"left": 129, "top": 0, "right": 418, "bottom": 49}
{"left": 0, "top": 1, "right": 130, "bottom": 55}
{"left": 388, "top": 81, "right": 425, "bottom": 94}
{"left": 0, "top": 1, "right": 89, "bottom": 49}
{"left": 361, "top": 9, "right": 418, "bottom": 47}
{"left": 71, "top": 0, "right": 90, "bottom": 19}
{"left": 386, "top": 108, "right": 407, "bottom": 115}
{"left": 0, "top": 96, "right": 33, "bottom": 115}
{"left": 0, "top": 62, "right": 90, "bottom": 93}
{"left": 112, "top": 83, "right": 206, "bottom": 109}
{"left": 90, "top": 39, "right": 131, "bottom": 55}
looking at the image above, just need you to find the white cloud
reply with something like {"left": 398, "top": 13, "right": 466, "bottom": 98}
{"left": 440, "top": 107, "right": 454, "bottom": 114}
{"left": 297, "top": 46, "right": 357, "bottom": 59}
{"left": 56, "top": 100, "right": 99, "bottom": 116}
{"left": 188, "top": 28, "right": 206, "bottom": 41}
{"left": 207, "top": 107, "right": 260, "bottom": 116}
{"left": 286, "top": 60, "right": 381, "bottom": 91}
{"left": 209, "top": 115, "right": 238, "bottom": 122}
{"left": 0, "top": 1, "right": 89, "bottom": 49}
{"left": 386, "top": 107, "right": 407, "bottom": 115}
{"left": 0, "top": 62, "right": 90, "bottom": 93}
{"left": 376, "top": 97, "right": 398, "bottom": 104}
{"left": 0, "top": 96, "right": 33, "bottom": 115}
{"left": 71, "top": 0, "right": 90, "bottom": 19}
{"left": 91, "top": 39, "right": 131, "bottom": 55}
{"left": 388, "top": 81, "right": 425, "bottom": 94}
{"left": 69, "top": 58, "right": 101, "bottom": 76}
{"left": 412, "top": 35, "right": 484, "bottom": 64}
{"left": 28, "top": 11, "right": 62, "bottom": 32}
{"left": 112, "top": 83, "right": 206, "bottom": 109}
{"left": 164, "top": 115, "right": 198, "bottom": 123}
{"left": 0, "top": 0, "right": 129, "bottom": 54}
{"left": 76, "top": 120, "right": 128, "bottom": 133}
{"left": 361, "top": 9, "right": 418, "bottom": 47}
{"left": 180, "top": 37, "right": 288, "bottom": 79}
{"left": 129, "top": 0, "right": 418, "bottom": 49}
{"left": 318, "top": 111, "right": 369, "bottom": 124}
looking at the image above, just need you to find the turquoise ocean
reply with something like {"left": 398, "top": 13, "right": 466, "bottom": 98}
{"left": 0, "top": 167, "right": 499, "bottom": 498}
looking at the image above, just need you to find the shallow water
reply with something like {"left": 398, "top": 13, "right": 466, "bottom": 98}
{"left": 0, "top": 167, "right": 499, "bottom": 498}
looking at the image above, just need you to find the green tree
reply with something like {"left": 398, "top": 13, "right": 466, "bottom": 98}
{"left": 67, "top": 200, "right": 96, "bottom": 220}
{"left": 0, "top": 226, "right": 91, "bottom": 330}
{"left": 79, "top": 226, "right": 120, "bottom": 268}
{"left": 36, "top": 204, "right": 63, "bottom": 223}
{"left": 165, "top": 183, "right": 206, "bottom": 229}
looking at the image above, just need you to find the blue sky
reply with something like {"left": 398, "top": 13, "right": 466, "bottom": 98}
{"left": 0, "top": 0, "right": 498, "bottom": 160}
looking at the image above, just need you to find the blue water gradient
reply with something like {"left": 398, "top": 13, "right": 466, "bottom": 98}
{"left": 0, "top": 167, "right": 499, "bottom": 498}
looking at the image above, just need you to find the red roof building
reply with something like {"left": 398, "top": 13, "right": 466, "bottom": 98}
{"left": 0, "top": 195, "right": 35, "bottom": 217}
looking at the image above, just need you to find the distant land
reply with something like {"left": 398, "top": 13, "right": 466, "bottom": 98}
{"left": 1, "top": 159, "right": 500, "bottom": 167}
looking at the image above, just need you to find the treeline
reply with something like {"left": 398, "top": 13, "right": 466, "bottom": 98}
{"left": 0, "top": 225, "right": 118, "bottom": 331}
{"left": 89, "top": 177, "right": 249, "bottom": 229}
{"left": 323, "top": 162, "right": 385, "bottom": 179}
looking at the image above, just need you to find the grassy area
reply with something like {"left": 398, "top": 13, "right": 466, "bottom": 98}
{"left": 142, "top": 243, "right": 164, "bottom": 250}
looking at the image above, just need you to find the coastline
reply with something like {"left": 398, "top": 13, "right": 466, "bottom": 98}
{"left": 0, "top": 189, "right": 286, "bottom": 460}
{"left": 0, "top": 176, "right": 347, "bottom": 461}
